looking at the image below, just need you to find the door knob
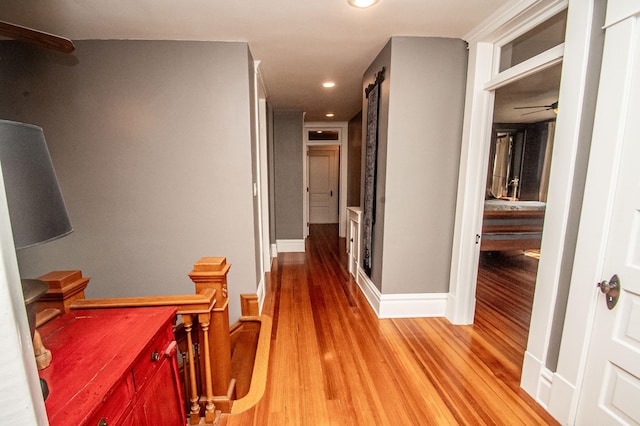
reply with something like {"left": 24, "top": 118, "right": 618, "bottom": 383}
{"left": 597, "top": 274, "right": 620, "bottom": 310}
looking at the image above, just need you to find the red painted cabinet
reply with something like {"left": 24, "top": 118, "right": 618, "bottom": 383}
{"left": 38, "top": 307, "right": 186, "bottom": 426}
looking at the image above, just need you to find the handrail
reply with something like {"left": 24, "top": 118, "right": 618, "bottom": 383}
{"left": 69, "top": 287, "right": 216, "bottom": 314}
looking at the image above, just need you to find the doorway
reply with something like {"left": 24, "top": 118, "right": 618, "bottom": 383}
{"left": 308, "top": 145, "right": 340, "bottom": 224}
{"left": 448, "top": 0, "right": 606, "bottom": 418}
{"left": 303, "top": 123, "right": 348, "bottom": 239}
{"left": 476, "top": 62, "right": 561, "bottom": 363}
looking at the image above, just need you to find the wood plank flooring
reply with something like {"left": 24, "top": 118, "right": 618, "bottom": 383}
{"left": 220, "top": 224, "right": 557, "bottom": 425}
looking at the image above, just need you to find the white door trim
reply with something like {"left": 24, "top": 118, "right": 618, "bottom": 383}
{"left": 449, "top": 0, "right": 605, "bottom": 421}
{"left": 555, "top": 3, "right": 640, "bottom": 424}
{"left": 253, "top": 61, "right": 271, "bottom": 313}
{"left": 0, "top": 164, "right": 48, "bottom": 424}
{"left": 449, "top": 0, "right": 570, "bottom": 325}
{"left": 303, "top": 122, "right": 348, "bottom": 239}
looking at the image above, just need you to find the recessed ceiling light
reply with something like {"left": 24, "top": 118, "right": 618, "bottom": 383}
{"left": 348, "top": 0, "right": 379, "bottom": 8}
{"left": 326, "top": 113, "right": 335, "bottom": 118}
{"left": 322, "top": 81, "right": 335, "bottom": 88}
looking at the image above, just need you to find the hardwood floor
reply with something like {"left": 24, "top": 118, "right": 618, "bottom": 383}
{"left": 220, "top": 225, "right": 557, "bottom": 425}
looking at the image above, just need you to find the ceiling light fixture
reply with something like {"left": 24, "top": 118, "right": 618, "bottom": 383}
{"left": 348, "top": 0, "right": 379, "bottom": 8}
{"left": 325, "top": 113, "right": 335, "bottom": 118}
{"left": 322, "top": 82, "right": 335, "bottom": 88}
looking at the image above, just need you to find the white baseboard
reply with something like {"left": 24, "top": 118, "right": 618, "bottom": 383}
{"left": 521, "top": 350, "right": 562, "bottom": 420}
{"left": 538, "top": 368, "right": 553, "bottom": 409}
{"left": 521, "top": 350, "right": 544, "bottom": 398}
{"left": 271, "top": 243, "right": 278, "bottom": 257}
{"left": 380, "top": 292, "right": 448, "bottom": 318}
{"left": 355, "top": 266, "right": 447, "bottom": 318}
{"left": 547, "top": 372, "right": 578, "bottom": 425}
{"left": 276, "top": 239, "right": 305, "bottom": 253}
{"left": 356, "top": 267, "right": 382, "bottom": 313}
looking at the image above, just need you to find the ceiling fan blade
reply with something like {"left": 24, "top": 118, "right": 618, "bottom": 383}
{"left": 521, "top": 108, "right": 552, "bottom": 116}
{"left": 0, "top": 21, "right": 75, "bottom": 53}
{"left": 514, "top": 101, "right": 559, "bottom": 111}
{"left": 514, "top": 105, "right": 551, "bottom": 109}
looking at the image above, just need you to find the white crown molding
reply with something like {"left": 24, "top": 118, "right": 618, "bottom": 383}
{"left": 464, "top": 0, "right": 568, "bottom": 44}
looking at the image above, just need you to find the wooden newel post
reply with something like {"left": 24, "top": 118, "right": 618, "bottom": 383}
{"left": 37, "top": 270, "right": 90, "bottom": 314}
{"left": 31, "top": 270, "right": 90, "bottom": 371}
{"left": 189, "top": 257, "right": 236, "bottom": 413}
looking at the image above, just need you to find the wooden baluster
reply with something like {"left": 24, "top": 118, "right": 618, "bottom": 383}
{"left": 183, "top": 314, "right": 202, "bottom": 425}
{"left": 199, "top": 313, "right": 216, "bottom": 423}
{"left": 180, "top": 350, "right": 190, "bottom": 417}
{"left": 174, "top": 323, "right": 192, "bottom": 418}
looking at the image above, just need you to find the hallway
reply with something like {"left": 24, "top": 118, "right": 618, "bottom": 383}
{"left": 221, "top": 224, "right": 557, "bottom": 425}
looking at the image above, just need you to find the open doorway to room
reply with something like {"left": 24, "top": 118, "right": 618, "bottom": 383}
{"left": 303, "top": 124, "right": 348, "bottom": 243}
{"left": 475, "top": 62, "right": 561, "bottom": 368}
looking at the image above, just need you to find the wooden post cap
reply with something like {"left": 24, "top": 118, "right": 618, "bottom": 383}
{"left": 191, "top": 257, "right": 229, "bottom": 274}
{"left": 189, "top": 258, "right": 231, "bottom": 300}
{"left": 38, "top": 270, "right": 89, "bottom": 293}
{"left": 36, "top": 270, "right": 90, "bottom": 313}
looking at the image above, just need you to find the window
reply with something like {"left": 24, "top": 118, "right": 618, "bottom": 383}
{"left": 308, "top": 130, "right": 339, "bottom": 141}
{"left": 499, "top": 9, "right": 567, "bottom": 72}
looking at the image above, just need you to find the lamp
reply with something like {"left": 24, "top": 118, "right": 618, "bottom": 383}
{"left": 0, "top": 119, "right": 72, "bottom": 394}
{"left": 0, "top": 120, "right": 72, "bottom": 249}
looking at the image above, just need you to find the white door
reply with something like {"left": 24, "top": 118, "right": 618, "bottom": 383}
{"left": 576, "top": 6, "right": 640, "bottom": 424}
{"left": 308, "top": 146, "right": 339, "bottom": 224}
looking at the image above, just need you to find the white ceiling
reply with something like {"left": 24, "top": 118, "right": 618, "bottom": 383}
{"left": 0, "top": 0, "right": 513, "bottom": 122}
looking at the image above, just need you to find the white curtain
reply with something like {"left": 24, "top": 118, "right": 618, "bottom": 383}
{"left": 490, "top": 134, "right": 510, "bottom": 198}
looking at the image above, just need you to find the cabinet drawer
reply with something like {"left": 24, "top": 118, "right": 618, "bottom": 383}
{"left": 85, "top": 373, "right": 135, "bottom": 426}
{"left": 132, "top": 321, "right": 174, "bottom": 392}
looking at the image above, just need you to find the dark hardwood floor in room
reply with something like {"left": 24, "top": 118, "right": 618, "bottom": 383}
{"left": 220, "top": 224, "right": 557, "bottom": 425}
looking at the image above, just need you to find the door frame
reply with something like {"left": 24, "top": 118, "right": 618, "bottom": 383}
{"left": 448, "top": 0, "right": 605, "bottom": 421}
{"left": 559, "top": 2, "right": 640, "bottom": 424}
{"left": 303, "top": 122, "right": 348, "bottom": 239}
{"left": 307, "top": 145, "right": 340, "bottom": 224}
{"left": 0, "top": 167, "right": 49, "bottom": 423}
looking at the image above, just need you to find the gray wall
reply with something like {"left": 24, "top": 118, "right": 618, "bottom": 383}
{"left": 0, "top": 40, "right": 258, "bottom": 323}
{"left": 363, "top": 37, "right": 467, "bottom": 294}
{"left": 361, "top": 41, "right": 392, "bottom": 291}
{"left": 273, "top": 111, "right": 304, "bottom": 240}
{"left": 347, "top": 111, "right": 362, "bottom": 207}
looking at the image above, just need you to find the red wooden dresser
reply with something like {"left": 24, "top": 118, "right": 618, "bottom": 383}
{"left": 38, "top": 306, "right": 186, "bottom": 426}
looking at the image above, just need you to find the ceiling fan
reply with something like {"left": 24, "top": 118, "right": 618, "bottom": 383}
{"left": 0, "top": 20, "right": 75, "bottom": 53}
{"left": 514, "top": 101, "right": 558, "bottom": 116}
